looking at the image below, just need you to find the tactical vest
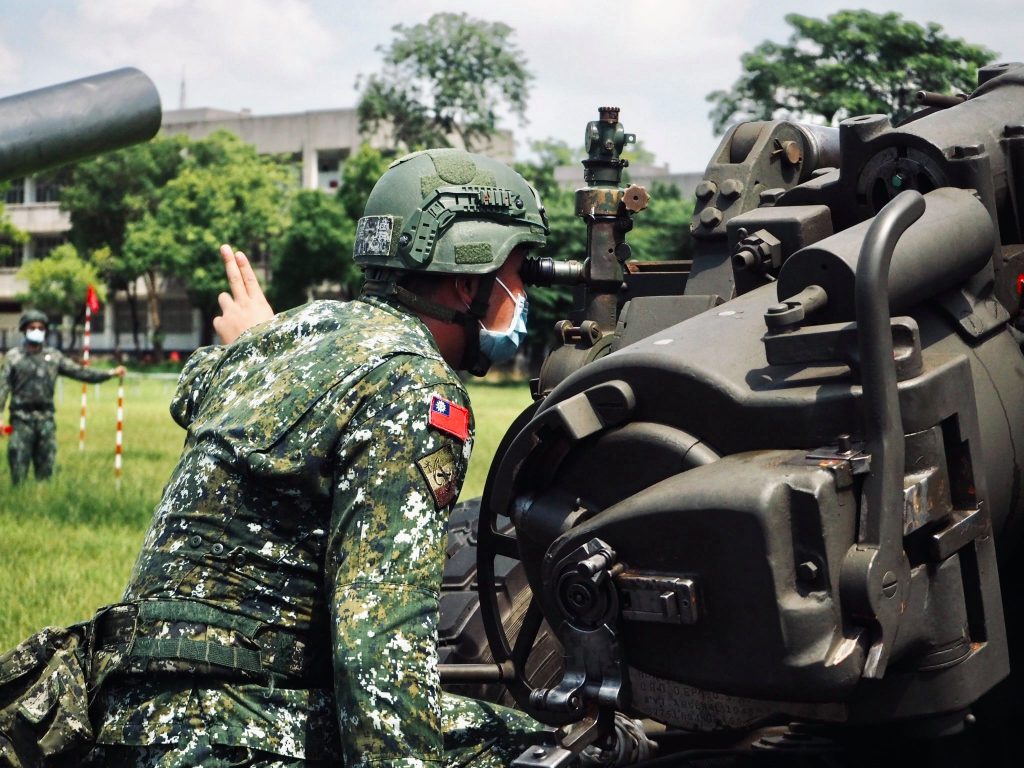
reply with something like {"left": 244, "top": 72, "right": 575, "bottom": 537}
{"left": 113, "top": 298, "right": 459, "bottom": 686}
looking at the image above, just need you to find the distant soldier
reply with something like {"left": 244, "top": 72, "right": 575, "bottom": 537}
{"left": 0, "top": 309, "right": 125, "bottom": 484}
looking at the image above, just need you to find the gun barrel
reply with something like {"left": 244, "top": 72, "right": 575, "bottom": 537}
{"left": 0, "top": 67, "right": 162, "bottom": 182}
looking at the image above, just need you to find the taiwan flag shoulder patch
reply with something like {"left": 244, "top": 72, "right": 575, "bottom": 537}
{"left": 428, "top": 394, "right": 470, "bottom": 441}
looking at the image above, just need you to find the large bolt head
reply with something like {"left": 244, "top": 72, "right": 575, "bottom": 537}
{"left": 699, "top": 207, "right": 724, "bottom": 228}
{"left": 695, "top": 180, "right": 718, "bottom": 200}
{"left": 720, "top": 179, "right": 745, "bottom": 198}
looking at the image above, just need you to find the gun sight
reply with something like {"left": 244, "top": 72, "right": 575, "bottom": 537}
{"left": 522, "top": 257, "right": 586, "bottom": 287}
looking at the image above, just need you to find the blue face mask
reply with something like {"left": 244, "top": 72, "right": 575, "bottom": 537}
{"left": 477, "top": 277, "right": 528, "bottom": 365}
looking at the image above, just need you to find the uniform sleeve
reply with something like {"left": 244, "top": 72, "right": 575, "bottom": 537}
{"left": 327, "top": 361, "right": 473, "bottom": 768}
{"left": 55, "top": 350, "right": 115, "bottom": 384}
{"left": 169, "top": 346, "right": 228, "bottom": 428}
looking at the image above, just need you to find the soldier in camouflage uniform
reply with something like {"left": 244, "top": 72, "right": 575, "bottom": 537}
{"left": 0, "top": 310, "right": 125, "bottom": 484}
{"left": 82, "top": 149, "right": 550, "bottom": 767}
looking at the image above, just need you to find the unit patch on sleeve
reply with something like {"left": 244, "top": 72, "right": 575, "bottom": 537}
{"left": 417, "top": 444, "right": 460, "bottom": 507}
{"left": 428, "top": 394, "right": 469, "bottom": 441}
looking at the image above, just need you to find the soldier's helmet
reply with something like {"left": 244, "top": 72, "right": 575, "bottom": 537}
{"left": 354, "top": 148, "right": 547, "bottom": 284}
{"left": 18, "top": 309, "right": 49, "bottom": 331}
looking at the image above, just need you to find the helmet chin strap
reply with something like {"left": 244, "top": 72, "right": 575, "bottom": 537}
{"left": 459, "top": 273, "right": 497, "bottom": 376}
{"left": 366, "top": 270, "right": 497, "bottom": 375}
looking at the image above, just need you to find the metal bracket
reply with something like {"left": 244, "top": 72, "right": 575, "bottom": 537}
{"left": 764, "top": 316, "right": 924, "bottom": 380}
{"left": 930, "top": 507, "right": 989, "bottom": 561}
{"left": 511, "top": 745, "right": 578, "bottom": 768}
{"left": 531, "top": 539, "right": 626, "bottom": 718}
{"left": 618, "top": 572, "right": 700, "bottom": 625}
{"left": 511, "top": 716, "right": 608, "bottom": 768}
{"left": 807, "top": 437, "right": 872, "bottom": 491}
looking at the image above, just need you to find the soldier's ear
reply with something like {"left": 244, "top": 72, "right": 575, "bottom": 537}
{"left": 454, "top": 275, "right": 479, "bottom": 307}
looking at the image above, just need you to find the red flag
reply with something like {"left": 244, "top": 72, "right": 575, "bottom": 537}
{"left": 427, "top": 395, "right": 470, "bottom": 441}
{"left": 86, "top": 284, "right": 100, "bottom": 313}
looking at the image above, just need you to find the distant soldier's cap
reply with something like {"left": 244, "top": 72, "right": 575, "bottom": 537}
{"left": 19, "top": 309, "right": 49, "bottom": 330}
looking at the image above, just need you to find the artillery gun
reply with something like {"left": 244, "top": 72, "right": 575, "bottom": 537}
{"left": 439, "top": 62, "right": 1024, "bottom": 766}
{"left": 0, "top": 68, "right": 161, "bottom": 183}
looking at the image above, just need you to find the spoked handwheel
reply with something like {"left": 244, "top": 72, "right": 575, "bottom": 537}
{"left": 473, "top": 403, "right": 581, "bottom": 726}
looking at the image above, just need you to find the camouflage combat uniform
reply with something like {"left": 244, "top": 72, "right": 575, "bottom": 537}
{"left": 84, "top": 298, "right": 544, "bottom": 767}
{"left": 0, "top": 344, "right": 115, "bottom": 484}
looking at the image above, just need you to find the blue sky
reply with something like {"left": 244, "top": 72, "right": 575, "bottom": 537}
{"left": 0, "top": 0, "right": 1020, "bottom": 172}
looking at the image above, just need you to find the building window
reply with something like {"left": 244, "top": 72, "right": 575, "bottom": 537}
{"left": 114, "top": 299, "right": 194, "bottom": 337}
{"left": 4, "top": 179, "right": 25, "bottom": 205}
{"left": 0, "top": 239, "right": 24, "bottom": 269}
{"left": 115, "top": 301, "right": 147, "bottom": 337}
{"left": 34, "top": 167, "right": 71, "bottom": 204}
{"left": 87, "top": 307, "right": 105, "bottom": 333}
{"left": 34, "top": 179, "right": 62, "bottom": 203}
{"left": 160, "top": 299, "right": 194, "bottom": 334}
{"left": 33, "top": 235, "right": 67, "bottom": 259}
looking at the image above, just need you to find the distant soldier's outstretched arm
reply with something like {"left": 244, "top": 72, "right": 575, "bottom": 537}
{"left": 55, "top": 350, "right": 118, "bottom": 383}
{"left": 0, "top": 355, "right": 10, "bottom": 423}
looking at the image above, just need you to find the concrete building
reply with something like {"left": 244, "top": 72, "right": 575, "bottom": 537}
{"left": 1, "top": 104, "right": 514, "bottom": 352}
{"left": 161, "top": 107, "right": 360, "bottom": 194}
{"left": 1, "top": 172, "right": 71, "bottom": 350}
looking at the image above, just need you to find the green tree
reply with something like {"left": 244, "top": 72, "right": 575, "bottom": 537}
{"left": 337, "top": 144, "right": 393, "bottom": 223}
{"left": 513, "top": 139, "right": 580, "bottom": 363}
{"left": 626, "top": 185, "right": 694, "bottom": 264}
{"left": 268, "top": 143, "right": 395, "bottom": 310}
{"left": 622, "top": 140, "right": 658, "bottom": 167}
{"left": 707, "top": 10, "right": 996, "bottom": 134}
{"left": 270, "top": 190, "right": 354, "bottom": 310}
{"left": 123, "top": 131, "right": 295, "bottom": 352}
{"left": 0, "top": 194, "right": 28, "bottom": 267}
{"left": 16, "top": 243, "right": 105, "bottom": 349}
{"left": 357, "top": 12, "right": 531, "bottom": 150}
{"left": 60, "top": 135, "right": 190, "bottom": 349}
{"left": 516, "top": 138, "right": 577, "bottom": 200}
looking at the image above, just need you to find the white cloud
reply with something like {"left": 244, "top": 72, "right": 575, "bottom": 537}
{"left": 43, "top": 0, "right": 335, "bottom": 110}
{"left": 0, "top": 36, "right": 23, "bottom": 87}
{"left": 497, "top": 0, "right": 758, "bottom": 170}
{"left": 3, "top": 0, "right": 1021, "bottom": 171}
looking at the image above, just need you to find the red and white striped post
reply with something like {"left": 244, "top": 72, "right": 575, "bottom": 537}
{"left": 79, "top": 303, "right": 91, "bottom": 451}
{"left": 115, "top": 373, "right": 124, "bottom": 490}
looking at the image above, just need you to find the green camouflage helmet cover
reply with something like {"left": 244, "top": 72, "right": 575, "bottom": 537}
{"left": 19, "top": 309, "right": 49, "bottom": 330}
{"left": 354, "top": 148, "right": 548, "bottom": 277}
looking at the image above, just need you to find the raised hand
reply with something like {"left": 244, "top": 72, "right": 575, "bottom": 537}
{"left": 212, "top": 244, "right": 275, "bottom": 345}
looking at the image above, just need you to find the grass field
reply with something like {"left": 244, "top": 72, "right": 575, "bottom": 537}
{"left": 0, "top": 373, "right": 531, "bottom": 650}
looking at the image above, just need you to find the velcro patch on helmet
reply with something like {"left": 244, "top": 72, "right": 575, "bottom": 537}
{"left": 420, "top": 171, "right": 497, "bottom": 199}
{"left": 354, "top": 216, "right": 397, "bottom": 257}
{"left": 429, "top": 152, "right": 478, "bottom": 184}
{"left": 454, "top": 243, "right": 494, "bottom": 264}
